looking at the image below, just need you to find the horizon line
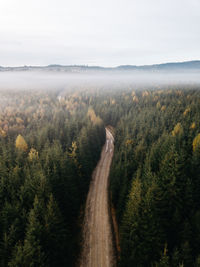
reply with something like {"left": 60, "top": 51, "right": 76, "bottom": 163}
{"left": 0, "top": 59, "right": 200, "bottom": 69}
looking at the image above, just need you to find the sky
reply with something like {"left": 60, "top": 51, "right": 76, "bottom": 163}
{"left": 0, "top": 0, "right": 199, "bottom": 67}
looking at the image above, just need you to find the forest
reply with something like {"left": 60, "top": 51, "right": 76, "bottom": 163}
{"left": 0, "top": 83, "right": 200, "bottom": 267}
{"left": 104, "top": 86, "right": 200, "bottom": 266}
{"left": 0, "top": 88, "right": 105, "bottom": 266}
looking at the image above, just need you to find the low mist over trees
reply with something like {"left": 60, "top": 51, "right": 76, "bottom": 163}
{"left": 0, "top": 83, "right": 200, "bottom": 266}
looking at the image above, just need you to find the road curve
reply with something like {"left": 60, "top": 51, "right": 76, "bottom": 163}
{"left": 80, "top": 128, "right": 116, "bottom": 267}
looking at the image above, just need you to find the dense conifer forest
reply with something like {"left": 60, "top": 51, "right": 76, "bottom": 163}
{"left": 105, "top": 87, "right": 200, "bottom": 266}
{"left": 0, "top": 84, "right": 200, "bottom": 266}
{"left": 0, "top": 89, "right": 105, "bottom": 266}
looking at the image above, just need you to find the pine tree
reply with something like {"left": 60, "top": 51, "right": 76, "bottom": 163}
{"left": 19, "top": 196, "right": 47, "bottom": 267}
{"left": 44, "top": 194, "right": 68, "bottom": 266}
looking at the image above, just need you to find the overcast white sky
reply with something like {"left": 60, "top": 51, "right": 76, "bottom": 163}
{"left": 0, "top": 0, "right": 199, "bottom": 67}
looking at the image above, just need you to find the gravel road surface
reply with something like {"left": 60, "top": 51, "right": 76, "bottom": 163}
{"left": 80, "top": 128, "right": 115, "bottom": 267}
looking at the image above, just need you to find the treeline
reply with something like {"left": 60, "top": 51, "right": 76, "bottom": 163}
{"left": 0, "top": 89, "right": 105, "bottom": 266}
{"left": 105, "top": 87, "right": 200, "bottom": 266}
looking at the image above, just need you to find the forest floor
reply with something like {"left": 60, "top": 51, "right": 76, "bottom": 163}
{"left": 80, "top": 128, "right": 116, "bottom": 267}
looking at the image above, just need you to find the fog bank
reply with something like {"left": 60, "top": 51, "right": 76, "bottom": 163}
{"left": 0, "top": 71, "right": 199, "bottom": 91}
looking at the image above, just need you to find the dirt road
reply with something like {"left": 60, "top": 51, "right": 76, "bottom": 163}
{"left": 80, "top": 128, "right": 116, "bottom": 267}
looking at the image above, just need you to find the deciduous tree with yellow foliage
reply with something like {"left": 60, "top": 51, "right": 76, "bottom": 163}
{"left": 15, "top": 134, "right": 28, "bottom": 151}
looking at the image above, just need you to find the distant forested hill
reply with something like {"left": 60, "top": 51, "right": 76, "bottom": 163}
{"left": 0, "top": 60, "right": 200, "bottom": 73}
